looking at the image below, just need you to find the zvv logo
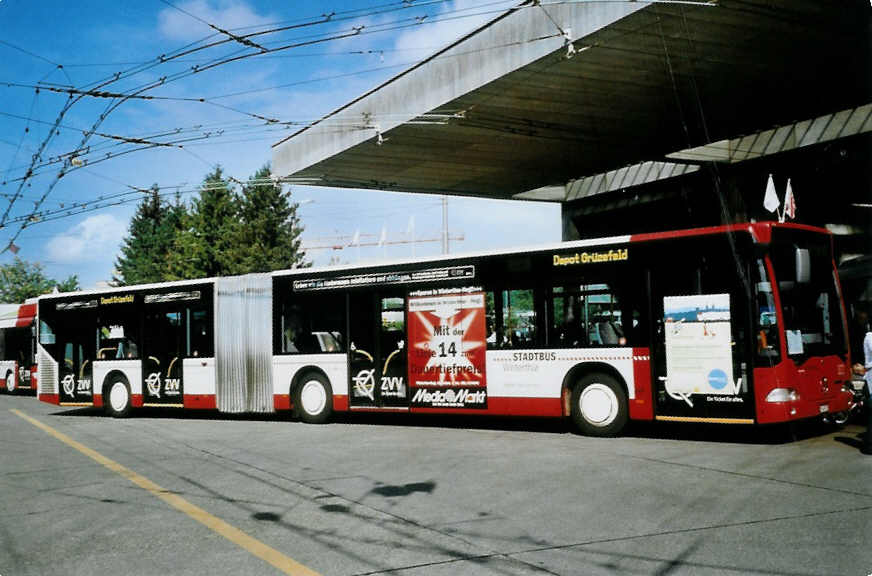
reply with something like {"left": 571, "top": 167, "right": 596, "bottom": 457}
{"left": 352, "top": 369, "right": 376, "bottom": 401}
{"left": 62, "top": 373, "right": 75, "bottom": 396}
{"left": 164, "top": 378, "right": 181, "bottom": 395}
{"left": 145, "top": 372, "right": 161, "bottom": 398}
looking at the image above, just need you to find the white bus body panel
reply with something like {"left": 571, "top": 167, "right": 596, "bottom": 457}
{"left": 93, "top": 360, "right": 142, "bottom": 397}
{"left": 37, "top": 343, "right": 57, "bottom": 396}
{"left": 273, "top": 354, "right": 348, "bottom": 397}
{"left": 486, "top": 348, "right": 636, "bottom": 399}
{"left": 183, "top": 357, "right": 216, "bottom": 395}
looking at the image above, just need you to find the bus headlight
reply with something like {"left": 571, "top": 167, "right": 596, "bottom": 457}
{"left": 766, "top": 388, "right": 798, "bottom": 403}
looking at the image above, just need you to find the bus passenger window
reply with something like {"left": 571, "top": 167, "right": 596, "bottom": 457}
{"left": 548, "top": 283, "right": 630, "bottom": 348}
{"left": 485, "top": 292, "right": 499, "bottom": 347}
{"left": 502, "top": 289, "right": 535, "bottom": 348}
{"left": 98, "top": 323, "right": 139, "bottom": 359}
{"left": 279, "top": 293, "right": 346, "bottom": 354}
{"left": 584, "top": 284, "right": 623, "bottom": 346}
{"left": 188, "top": 308, "right": 213, "bottom": 358}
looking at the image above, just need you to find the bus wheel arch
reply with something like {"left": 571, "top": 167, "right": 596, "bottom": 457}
{"left": 102, "top": 372, "right": 131, "bottom": 418}
{"left": 563, "top": 364, "right": 628, "bottom": 437}
{"left": 291, "top": 369, "right": 333, "bottom": 424}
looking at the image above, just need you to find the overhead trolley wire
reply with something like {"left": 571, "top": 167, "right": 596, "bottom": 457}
{"left": 0, "top": 0, "right": 539, "bottom": 243}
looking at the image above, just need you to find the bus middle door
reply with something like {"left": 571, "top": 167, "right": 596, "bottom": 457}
{"left": 141, "top": 310, "right": 185, "bottom": 407}
{"left": 348, "top": 292, "right": 408, "bottom": 410}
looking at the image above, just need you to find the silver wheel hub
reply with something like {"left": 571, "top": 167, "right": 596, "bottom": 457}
{"left": 300, "top": 380, "right": 327, "bottom": 415}
{"left": 6, "top": 374, "right": 14, "bottom": 393}
{"left": 579, "top": 383, "right": 618, "bottom": 427}
{"left": 109, "top": 382, "right": 129, "bottom": 412}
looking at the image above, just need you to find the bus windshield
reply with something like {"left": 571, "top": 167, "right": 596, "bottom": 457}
{"left": 769, "top": 228, "right": 846, "bottom": 360}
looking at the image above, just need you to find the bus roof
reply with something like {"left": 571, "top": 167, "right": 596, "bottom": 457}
{"left": 38, "top": 220, "right": 829, "bottom": 301}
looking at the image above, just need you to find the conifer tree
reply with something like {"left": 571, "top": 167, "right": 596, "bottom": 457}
{"left": 114, "top": 184, "right": 178, "bottom": 285}
{"left": 165, "top": 167, "right": 239, "bottom": 280}
{"left": 235, "top": 165, "right": 307, "bottom": 273}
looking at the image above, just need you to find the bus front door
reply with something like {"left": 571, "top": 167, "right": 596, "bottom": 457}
{"left": 58, "top": 321, "right": 95, "bottom": 406}
{"left": 650, "top": 244, "right": 755, "bottom": 424}
{"left": 348, "top": 292, "right": 408, "bottom": 410}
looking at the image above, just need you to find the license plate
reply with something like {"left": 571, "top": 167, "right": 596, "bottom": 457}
{"left": 819, "top": 404, "right": 829, "bottom": 414}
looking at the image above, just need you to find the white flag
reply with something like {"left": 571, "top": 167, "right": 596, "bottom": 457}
{"left": 763, "top": 174, "right": 780, "bottom": 214}
{"left": 784, "top": 179, "right": 796, "bottom": 220}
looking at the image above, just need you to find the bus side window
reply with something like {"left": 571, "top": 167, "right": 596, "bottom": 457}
{"left": 280, "top": 293, "right": 346, "bottom": 354}
{"left": 485, "top": 291, "right": 498, "bottom": 346}
{"left": 501, "top": 289, "right": 536, "bottom": 349}
{"left": 549, "top": 288, "right": 583, "bottom": 348}
{"left": 583, "top": 284, "right": 623, "bottom": 347}
{"left": 188, "top": 308, "right": 213, "bottom": 358}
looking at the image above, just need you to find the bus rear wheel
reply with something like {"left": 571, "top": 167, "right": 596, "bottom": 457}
{"left": 105, "top": 379, "right": 131, "bottom": 418}
{"left": 5, "top": 372, "right": 15, "bottom": 394}
{"left": 570, "top": 373, "right": 627, "bottom": 437}
{"left": 295, "top": 373, "right": 333, "bottom": 424}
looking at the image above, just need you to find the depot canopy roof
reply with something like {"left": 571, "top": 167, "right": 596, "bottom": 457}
{"left": 272, "top": 0, "right": 870, "bottom": 200}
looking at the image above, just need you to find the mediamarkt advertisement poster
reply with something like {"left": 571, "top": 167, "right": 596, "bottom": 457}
{"left": 407, "top": 290, "right": 487, "bottom": 409}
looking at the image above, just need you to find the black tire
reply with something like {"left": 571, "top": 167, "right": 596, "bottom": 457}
{"left": 104, "top": 377, "right": 131, "bottom": 418}
{"left": 294, "top": 373, "right": 333, "bottom": 424}
{"left": 570, "top": 372, "right": 628, "bottom": 437}
{"left": 831, "top": 411, "right": 850, "bottom": 427}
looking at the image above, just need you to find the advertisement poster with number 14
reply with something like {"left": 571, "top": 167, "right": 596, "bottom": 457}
{"left": 407, "top": 291, "right": 488, "bottom": 409}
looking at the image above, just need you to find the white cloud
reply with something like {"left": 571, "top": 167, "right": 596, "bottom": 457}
{"left": 157, "top": 0, "right": 274, "bottom": 42}
{"left": 388, "top": 0, "right": 515, "bottom": 65}
{"left": 45, "top": 214, "right": 128, "bottom": 264}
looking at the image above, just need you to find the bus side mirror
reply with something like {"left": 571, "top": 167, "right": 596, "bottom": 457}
{"left": 795, "top": 248, "right": 811, "bottom": 284}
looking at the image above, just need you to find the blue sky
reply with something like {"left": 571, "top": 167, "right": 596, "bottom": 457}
{"left": 0, "top": 0, "right": 559, "bottom": 290}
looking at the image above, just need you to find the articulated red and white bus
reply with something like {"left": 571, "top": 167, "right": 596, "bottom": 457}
{"left": 0, "top": 299, "right": 37, "bottom": 394}
{"left": 36, "top": 222, "right": 852, "bottom": 435}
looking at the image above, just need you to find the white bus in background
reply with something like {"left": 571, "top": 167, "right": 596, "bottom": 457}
{"left": 0, "top": 299, "right": 37, "bottom": 394}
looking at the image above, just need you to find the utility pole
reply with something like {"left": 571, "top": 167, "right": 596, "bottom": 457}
{"left": 441, "top": 196, "right": 449, "bottom": 254}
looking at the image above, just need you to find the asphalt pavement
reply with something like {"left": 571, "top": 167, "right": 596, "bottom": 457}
{"left": 1, "top": 394, "right": 870, "bottom": 576}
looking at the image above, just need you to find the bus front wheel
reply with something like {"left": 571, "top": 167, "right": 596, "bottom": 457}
{"left": 105, "top": 379, "right": 131, "bottom": 418}
{"left": 570, "top": 373, "right": 627, "bottom": 437}
{"left": 295, "top": 373, "right": 333, "bottom": 424}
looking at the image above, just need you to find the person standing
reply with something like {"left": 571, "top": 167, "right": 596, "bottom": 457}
{"left": 863, "top": 326, "right": 872, "bottom": 454}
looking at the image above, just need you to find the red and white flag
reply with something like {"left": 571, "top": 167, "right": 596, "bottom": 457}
{"left": 783, "top": 178, "right": 796, "bottom": 220}
{"left": 7, "top": 242, "right": 19, "bottom": 255}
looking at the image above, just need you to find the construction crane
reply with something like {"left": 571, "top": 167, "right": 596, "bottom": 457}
{"left": 302, "top": 232, "right": 464, "bottom": 252}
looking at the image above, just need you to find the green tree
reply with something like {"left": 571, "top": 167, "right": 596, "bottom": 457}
{"left": 114, "top": 184, "right": 183, "bottom": 285}
{"left": 0, "top": 258, "right": 79, "bottom": 302}
{"left": 165, "top": 166, "right": 239, "bottom": 280}
{"left": 235, "top": 165, "right": 307, "bottom": 273}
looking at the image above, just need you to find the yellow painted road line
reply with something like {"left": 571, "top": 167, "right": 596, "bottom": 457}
{"left": 11, "top": 409, "right": 320, "bottom": 576}
{"left": 655, "top": 415, "right": 755, "bottom": 425}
